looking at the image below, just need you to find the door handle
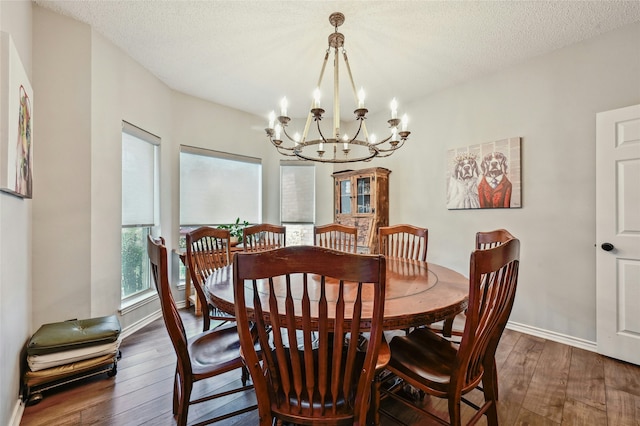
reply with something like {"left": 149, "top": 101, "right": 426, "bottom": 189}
{"left": 601, "top": 243, "right": 615, "bottom": 251}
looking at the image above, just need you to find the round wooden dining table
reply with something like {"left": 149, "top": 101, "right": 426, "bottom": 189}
{"left": 204, "top": 255, "right": 469, "bottom": 331}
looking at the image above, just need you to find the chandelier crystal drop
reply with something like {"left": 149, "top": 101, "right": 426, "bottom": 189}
{"left": 265, "top": 12, "right": 410, "bottom": 163}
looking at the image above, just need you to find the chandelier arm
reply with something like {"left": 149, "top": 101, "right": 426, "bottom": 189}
{"left": 349, "top": 118, "right": 364, "bottom": 143}
{"left": 272, "top": 141, "right": 298, "bottom": 155}
{"left": 269, "top": 138, "right": 296, "bottom": 151}
{"left": 315, "top": 119, "right": 329, "bottom": 144}
{"left": 377, "top": 139, "right": 406, "bottom": 153}
{"left": 370, "top": 134, "right": 394, "bottom": 147}
{"left": 281, "top": 126, "right": 299, "bottom": 144}
{"left": 361, "top": 119, "right": 370, "bottom": 142}
{"left": 277, "top": 147, "right": 299, "bottom": 157}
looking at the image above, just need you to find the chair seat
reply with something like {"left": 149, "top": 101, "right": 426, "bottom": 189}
{"left": 388, "top": 328, "right": 458, "bottom": 394}
{"left": 270, "top": 347, "right": 368, "bottom": 423}
{"left": 188, "top": 324, "right": 249, "bottom": 378}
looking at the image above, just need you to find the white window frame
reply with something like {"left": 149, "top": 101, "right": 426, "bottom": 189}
{"left": 121, "top": 121, "right": 160, "bottom": 309}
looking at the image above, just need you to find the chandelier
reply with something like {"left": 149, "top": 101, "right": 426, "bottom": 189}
{"left": 265, "top": 12, "right": 410, "bottom": 163}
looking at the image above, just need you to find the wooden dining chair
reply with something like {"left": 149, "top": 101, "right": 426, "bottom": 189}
{"left": 314, "top": 223, "right": 358, "bottom": 253}
{"left": 435, "top": 228, "right": 517, "bottom": 338}
{"left": 243, "top": 223, "right": 286, "bottom": 253}
{"left": 379, "top": 237, "right": 520, "bottom": 426}
{"left": 378, "top": 224, "right": 428, "bottom": 262}
{"left": 147, "top": 235, "right": 257, "bottom": 426}
{"left": 233, "top": 245, "right": 388, "bottom": 426}
{"left": 186, "top": 226, "right": 234, "bottom": 332}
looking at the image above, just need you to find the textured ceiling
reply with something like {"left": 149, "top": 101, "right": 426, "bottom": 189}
{"left": 35, "top": 0, "right": 640, "bottom": 122}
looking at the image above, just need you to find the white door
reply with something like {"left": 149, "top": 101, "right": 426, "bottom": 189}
{"left": 596, "top": 104, "right": 640, "bottom": 365}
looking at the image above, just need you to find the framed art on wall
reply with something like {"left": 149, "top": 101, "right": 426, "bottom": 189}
{"left": 1, "top": 32, "right": 33, "bottom": 199}
{"left": 446, "top": 137, "right": 521, "bottom": 210}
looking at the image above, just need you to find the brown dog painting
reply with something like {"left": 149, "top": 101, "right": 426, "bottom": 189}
{"left": 447, "top": 154, "right": 481, "bottom": 209}
{"left": 478, "top": 152, "right": 512, "bottom": 208}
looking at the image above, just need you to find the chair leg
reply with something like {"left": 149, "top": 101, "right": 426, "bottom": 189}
{"left": 442, "top": 316, "right": 454, "bottom": 338}
{"left": 448, "top": 394, "right": 462, "bottom": 426}
{"left": 177, "top": 376, "right": 193, "bottom": 426}
{"left": 241, "top": 365, "right": 249, "bottom": 386}
{"left": 482, "top": 362, "right": 499, "bottom": 426}
{"left": 368, "top": 373, "right": 382, "bottom": 425}
{"left": 492, "top": 359, "right": 499, "bottom": 400}
{"left": 201, "top": 306, "right": 211, "bottom": 332}
{"left": 173, "top": 369, "right": 179, "bottom": 415}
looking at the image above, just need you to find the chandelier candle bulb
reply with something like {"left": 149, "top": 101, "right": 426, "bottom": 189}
{"left": 391, "top": 98, "right": 398, "bottom": 119}
{"left": 401, "top": 114, "right": 408, "bottom": 131}
{"left": 275, "top": 124, "right": 282, "bottom": 140}
{"left": 280, "top": 97, "right": 288, "bottom": 117}
{"left": 358, "top": 87, "right": 365, "bottom": 108}
{"left": 313, "top": 88, "right": 321, "bottom": 108}
{"left": 268, "top": 111, "right": 275, "bottom": 129}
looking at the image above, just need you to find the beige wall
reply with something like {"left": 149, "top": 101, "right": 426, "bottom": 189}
{"left": 32, "top": 6, "right": 92, "bottom": 328}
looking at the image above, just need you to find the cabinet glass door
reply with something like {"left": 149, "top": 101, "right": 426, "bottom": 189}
{"left": 339, "top": 180, "right": 351, "bottom": 214}
{"left": 356, "top": 177, "right": 372, "bottom": 214}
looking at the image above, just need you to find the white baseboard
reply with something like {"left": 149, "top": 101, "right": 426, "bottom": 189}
{"left": 506, "top": 321, "right": 597, "bottom": 352}
{"left": 119, "top": 310, "right": 163, "bottom": 340}
{"left": 119, "top": 301, "right": 187, "bottom": 340}
{"left": 9, "top": 398, "right": 24, "bottom": 426}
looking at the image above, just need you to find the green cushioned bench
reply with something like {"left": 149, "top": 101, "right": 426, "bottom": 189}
{"left": 23, "top": 315, "right": 121, "bottom": 405}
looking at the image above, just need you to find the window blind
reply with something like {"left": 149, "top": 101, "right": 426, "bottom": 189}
{"left": 121, "top": 123, "right": 159, "bottom": 227}
{"left": 180, "top": 146, "right": 262, "bottom": 226}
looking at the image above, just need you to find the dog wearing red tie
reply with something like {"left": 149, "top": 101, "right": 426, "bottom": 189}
{"left": 478, "top": 152, "right": 512, "bottom": 208}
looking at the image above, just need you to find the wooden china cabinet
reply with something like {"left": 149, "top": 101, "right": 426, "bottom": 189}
{"left": 332, "top": 167, "right": 390, "bottom": 253}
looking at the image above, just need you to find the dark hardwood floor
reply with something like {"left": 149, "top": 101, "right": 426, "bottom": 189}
{"left": 20, "top": 310, "right": 640, "bottom": 425}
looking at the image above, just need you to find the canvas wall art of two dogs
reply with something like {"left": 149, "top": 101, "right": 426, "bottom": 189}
{"left": 447, "top": 152, "right": 512, "bottom": 209}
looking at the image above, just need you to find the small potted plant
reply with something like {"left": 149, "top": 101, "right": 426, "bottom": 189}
{"left": 218, "top": 218, "right": 249, "bottom": 246}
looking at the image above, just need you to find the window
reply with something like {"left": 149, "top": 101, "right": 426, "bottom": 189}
{"left": 281, "top": 162, "right": 315, "bottom": 246}
{"left": 179, "top": 146, "right": 262, "bottom": 280}
{"left": 121, "top": 122, "right": 159, "bottom": 301}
